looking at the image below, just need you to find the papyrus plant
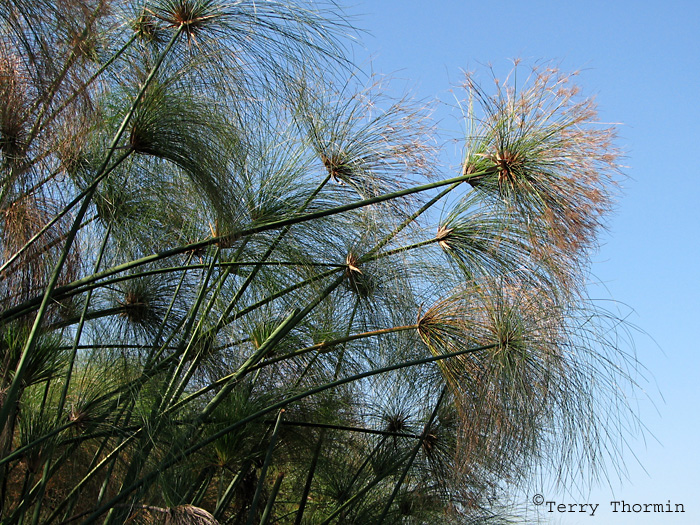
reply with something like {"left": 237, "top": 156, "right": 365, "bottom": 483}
{"left": 0, "top": 2, "right": 642, "bottom": 523}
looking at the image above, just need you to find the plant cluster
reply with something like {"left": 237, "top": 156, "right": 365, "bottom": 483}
{"left": 0, "top": 1, "right": 641, "bottom": 523}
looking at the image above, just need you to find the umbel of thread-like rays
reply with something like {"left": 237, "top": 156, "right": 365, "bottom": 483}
{"left": 292, "top": 73, "right": 436, "bottom": 206}
{"left": 461, "top": 64, "right": 622, "bottom": 265}
{"left": 125, "top": 72, "right": 241, "bottom": 221}
{"left": 436, "top": 191, "right": 572, "bottom": 296}
{"left": 0, "top": 44, "right": 31, "bottom": 167}
{"left": 126, "top": 0, "right": 353, "bottom": 96}
{"left": 417, "top": 279, "right": 638, "bottom": 489}
{"left": 0, "top": 194, "right": 81, "bottom": 317}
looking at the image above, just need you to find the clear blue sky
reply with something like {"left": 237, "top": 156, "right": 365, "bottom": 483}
{"left": 352, "top": 1, "right": 700, "bottom": 523}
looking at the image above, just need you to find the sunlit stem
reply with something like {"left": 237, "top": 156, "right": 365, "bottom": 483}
{"left": 363, "top": 180, "right": 463, "bottom": 260}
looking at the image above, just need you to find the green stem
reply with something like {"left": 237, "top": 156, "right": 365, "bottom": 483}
{"left": 197, "top": 307, "right": 302, "bottom": 422}
{"left": 158, "top": 249, "right": 222, "bottom": 411}
{"left": 104, "top": 252, "right": 221, "bottom": 525}
{"left": 293, "top": 431, "right": 324, "bottom": 525}
{"left": 57, "top": 225, "right": 112, "bottom": 419}
{"left": 222, "top": 267, "right": 341, "bottom": 326}
{"left": 363, "top": 181, "right": 462, "bottom": 260}
{"left": 277, "top": 420, "right": 420, "bottom": 439}
{"left": 187, "top": 274, "right": 347, "bottom": 422}
{"left": 164, "top": 323, "right": 416, "bottom": 422}
{"left": 250, "top": 323, "right": 418, "bottom": 373}
{"left": 2, "top": 261, "right": 344, "bottom": 326}
{"left": 319, "top": 447, "right": 416, "bottom": 525}
{"left": 260, "top": 473, "right": 285, "bottom": 525}
{"left": 0, "top": 419, "right": 76, "bottom": 469}
{"left": 41, "top": 431, "right": 140, "bottom": 525}
{"left": 344, "top": 436, "right": 387, "bottom": 498}
{"left": 369, "top": 237, "right": 441, "bottom": 261}
{"left": 245, "top": 410, "right": 285, "bottom": 525}
{"left": 290, "top": 297, "right": 358, "bottom": 523}
{"left": 229, "top": 168, "right": 494, "bottom": 246}
{"left": 146, "top": 252, "right": 197, "bottom": 365}
{"left": 189, "top": 468, "right": 215, "bottom": 507}
{"left": 164, "top": 265, "right": 231, "bottom": 409}
{"left": 213, "top": 460, "right": 252, "bottom": 520}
